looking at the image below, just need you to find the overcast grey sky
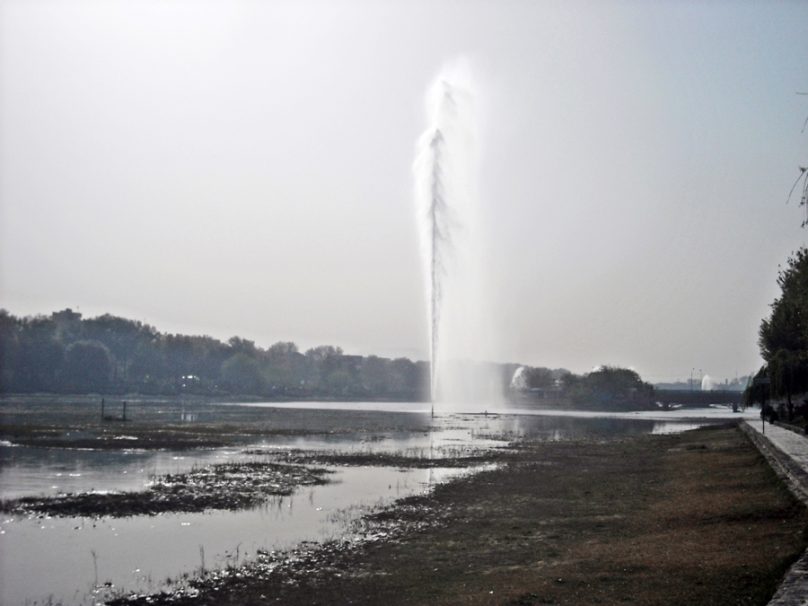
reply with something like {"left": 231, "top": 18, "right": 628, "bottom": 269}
{"left": 1, "top": 0, "right": 806, "bottom": 382}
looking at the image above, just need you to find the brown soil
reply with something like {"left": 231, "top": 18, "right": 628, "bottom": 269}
{"left": 114, "top": 425, "right": 808, "bottom": 605}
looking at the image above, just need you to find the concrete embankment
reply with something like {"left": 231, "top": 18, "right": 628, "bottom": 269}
{"left": 742, "top": 421, "right": 808, "bottom": 606}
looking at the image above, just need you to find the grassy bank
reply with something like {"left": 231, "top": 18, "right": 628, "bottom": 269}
{"left": 117, "top": 425, "right": 808, "bottom": 605}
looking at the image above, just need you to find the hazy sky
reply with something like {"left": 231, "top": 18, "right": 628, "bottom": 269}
{"left": 1, "top": 0, "right": 807, "bottom": 382}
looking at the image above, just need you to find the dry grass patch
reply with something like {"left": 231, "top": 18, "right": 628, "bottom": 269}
{"left": 112, "top": 426, "right": 808, "bottom": 606}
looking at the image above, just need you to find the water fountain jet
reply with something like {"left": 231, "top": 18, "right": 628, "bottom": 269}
{"left": 414, "top": 60, "right": 487, "bottom": 414}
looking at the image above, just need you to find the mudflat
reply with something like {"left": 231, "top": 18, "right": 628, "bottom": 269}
{"left": 118, "top": 424, "right": 808, "bottom": 605}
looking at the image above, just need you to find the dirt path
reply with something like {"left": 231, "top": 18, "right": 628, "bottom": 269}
{"left": 115, "top": 425, "right": 808, "bottom": 605}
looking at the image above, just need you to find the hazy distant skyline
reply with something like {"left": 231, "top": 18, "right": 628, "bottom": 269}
{"left": 1, "top": 0, "right": 807, "bottom": 382}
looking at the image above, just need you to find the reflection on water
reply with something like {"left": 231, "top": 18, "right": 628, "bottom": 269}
{"left": 652, "top": 422, "right": 705, "bottom": 434}
{"left": 0, "top": 465, "right": 472, "bottom": 606}
{"left": 0, "top": 447, "right": 246, "bottom": 500}
{"left": 0, "top": 415, "right": 712, "bottom": 501}
{"left": 0, "top": 405, "right": 739, "bottom": 605}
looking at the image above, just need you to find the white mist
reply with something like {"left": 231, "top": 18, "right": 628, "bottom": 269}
{"left": 413, "top": 58, "right": 501, "bottom": 412}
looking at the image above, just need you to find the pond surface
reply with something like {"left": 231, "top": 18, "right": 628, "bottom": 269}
{"left": 0, "top": 402, "right": 748, "bottom": 605}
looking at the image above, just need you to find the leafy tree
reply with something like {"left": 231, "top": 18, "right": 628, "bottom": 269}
{"left": 756, "top": 248, "right": 808, "bottom": 418}
{"left": 63, "top": 340, "right": 113, "bottom": 393}
{"left": 744, "top": 366, "right": 771, "bottom": 409}
{"left": 264, "top": 342, "right": 305, "bottom": 392}
{"left": 584, "top": 366, "right": 645, "bottom": 394}
{"left": 129, "top": 337, "right": 167, "bottom": 387}
{"left": 51, "top": 308, "right": 83, "bottom": 344}
{"left": 304, "top": 345, "right": 344, "bottom": 392}
{"left": 360, "top": 355, "right": 390, "bottom": 396}
{"left": 525, "top": 367, "right": 555, "bottom": 389}
{"left": 559, "top": 366, "right": 652, "bottom": 409}
{"left": 268, "top": 342, "right": 298, "bottom": 358}
{"left": 228, "top": 336, "right": 258, "bottom": 356}
{"left": 16, "top": 316, "right": 65, "bottom": 391}
{"left": 305, "top": 345, "right": 343, "bottom": 363}
{"left": 325, "top": 370, "right": 356, "bottom": 396}
{"left": 388, "top": 358, "right": 423, "bottom": 398}
{"left": 0, "top": 309, "right": 431, "bottom": 400}
{"left": 83, "top": 314, "right": 157, "bottom": 383}
{"left": 221, "top": 353, "right": 265, "bottom": 394}
{"left": 0, "top": 310, "right": 20, "bottom": 390}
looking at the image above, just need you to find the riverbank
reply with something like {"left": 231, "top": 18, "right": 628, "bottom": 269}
{"left": 0, "top": 461, "right": 333, "bottom": 517}
{"left": 0, "top": 396, "right": 753, "bottom": 452}
{"left": 113, "top": 424, "right": 807, "bottom": 605}
{"left": 0, "top": 397, "right": 435, "bottom": 450}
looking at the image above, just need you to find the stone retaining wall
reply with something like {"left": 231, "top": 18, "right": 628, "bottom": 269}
{"left": 740, "top": 421, "right": 808, "bottom": 606}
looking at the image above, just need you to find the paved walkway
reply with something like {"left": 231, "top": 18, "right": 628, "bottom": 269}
{"left": 742, "top": 420, "right": 808, "bottom": 605}
{"left": 747, "top": 421, "right": 808, "bottom": 473}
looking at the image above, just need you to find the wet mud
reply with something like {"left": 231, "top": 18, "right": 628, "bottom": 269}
{"left": 106, "top": 492, "right": 445, "bottom": 606}
{"left": 244, "top": 447, "right": 500, "bottom": 468}
{"left": 104, "top": 426, "right": 808, "bottom": 606}
{"left": 0, "top": 461, "right": 332, "bottom": 517}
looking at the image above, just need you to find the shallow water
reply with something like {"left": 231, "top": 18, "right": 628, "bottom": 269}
{"left": 1, "top": 465, "right": 474, "bottom": 605}
{"left": 0, "top": 403, "right": 744, "bottom": 605}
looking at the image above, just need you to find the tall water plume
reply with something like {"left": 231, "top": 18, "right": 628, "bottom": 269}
{"left": 414, "top": 60, "right": 501, "bottom": 412}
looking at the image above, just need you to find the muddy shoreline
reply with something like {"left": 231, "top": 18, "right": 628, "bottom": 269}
{"left": 246, "top": 447, "right": 499, "bottom": 468}
{"left": 108, "top": 425, "right": 808, "bottom": 605}
{"left": 0, "top": 448, "right": 503, "bottom": 517}
{"left": 0, "top": 421, "right": 354, "bottom": 450}
{"left": 0, "top": 460, "right": 333, "bottom": 517}
{"left": 0, "top": 400, "right": 435, "bottom": 450}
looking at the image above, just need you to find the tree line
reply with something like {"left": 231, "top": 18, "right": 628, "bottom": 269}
{"left": 0, "top": 308, "right": 656, "bottom": 409}
{"left": 746, "top": 247, "right": 808, "bottom": 420}
{"left": 516, "top": 364, "right": 655, "bottom": 410}
{"left": 0, "top": 309, "right": 428, "bottom": 399}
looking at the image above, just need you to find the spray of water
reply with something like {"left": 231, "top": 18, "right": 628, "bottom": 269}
{"left": 414, "top": 59, "right": 500, "bottom": 412}
{"left": 510, "top": 366, "right": 529, "bottom": 391}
